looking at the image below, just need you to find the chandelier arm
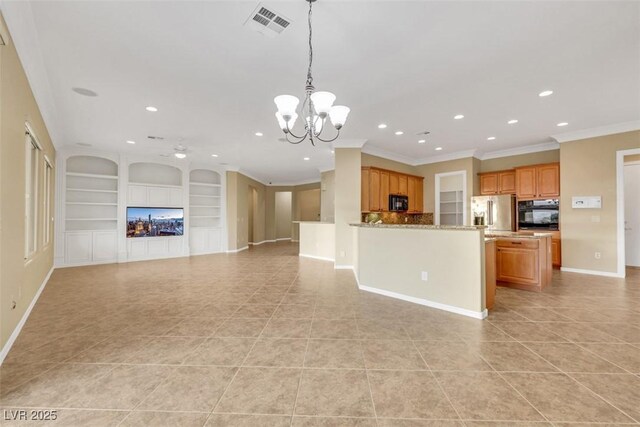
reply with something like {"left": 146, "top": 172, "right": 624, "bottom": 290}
{"left": 285, "top": 132, "right": 307, "bottom": 145}
{"left": 285, "top": 122, "right": 307, "bottom": 140}
{"left": 315, "top": 128, "right": 341, "bottom": 144}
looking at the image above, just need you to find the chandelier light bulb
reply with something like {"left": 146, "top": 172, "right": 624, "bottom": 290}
{"left": 329, "top": 106, "right": 350, "bottom": 129}
{"left": 310, "top": 91, "right": 336, "bottom": 117}
{"left": 276, "top": 112, "right": 298, "bottom": 131}
{"left": 274, "top": 95, "right": 300, "bottom": 117}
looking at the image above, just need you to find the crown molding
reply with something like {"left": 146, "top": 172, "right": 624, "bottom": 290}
{"left": 268, "top": 178, "right": 321, "bottom": 187}
{"left": 332, "top": 139, "right": 368, "bottom": 149}
{"left": 551, "top": 120, "right": 640, "bottom": 143}
{"left": 413, "top": 149, "right": 480, "bottom": 166}
{"left": 361, "top": 145, "right": 416, "bottom": 165}
{"left": 481, "top": 141, "right": 559, "bottom": 160}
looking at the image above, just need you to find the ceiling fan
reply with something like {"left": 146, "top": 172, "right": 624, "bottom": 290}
{"left": 159, "top": 144, "right": 190, "bottom": 159}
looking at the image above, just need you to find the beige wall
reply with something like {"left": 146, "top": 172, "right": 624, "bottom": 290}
{"left": 335, "top": 148, "right": 361, "bottom": 267}
{"left": 227, "top": 174, "right": 321, "bottom": 248}
{"left": 480, "top": 149, "right": 560, "bottom": 172}
{"left": 560, "top": 130, "right": 640, "bottom": 274}
{"left": 296, "top": 189, "right": 320, "bottom": 221}
{"left": 361, "top": 153, "right": 419, "bottom": 175}
{"left": 415, "top": 157, "right": 477, "bottom": 222}
{"left": 1, "top": 13, "right": 56, "bottom": 352}
{"left": 625, "top": 154, "right": 640, "bottom": 163}
{"left": 275, "top": 191, "right": 292, "bottom": 239}
{"left": 356, "top": 227, "right": 485, "bottom": 315}
{"left": 320, "top": 170, "right": 335, "bottom": 223}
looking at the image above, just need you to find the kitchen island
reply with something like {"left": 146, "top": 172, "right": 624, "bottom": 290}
{"left": 351, "top": 223, "right": 488, "bottom": 319}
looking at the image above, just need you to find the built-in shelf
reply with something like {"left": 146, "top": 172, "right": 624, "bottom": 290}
{"left": 66, "top": 218, "right": 118, "bottom": 221}
{"left": 67, "top": 188, "right": 118, "bottom": 193}
{"left": 66, "top": 172, "right": 118, "bottom": 180}
{"left": 190, "top": 183, "right": 222, "bottom": 188}
{"left": 66, "top": 202, "right": 118, "bottom": 206}
{"left": 129, "top": 181, "right": 182, "bottom": 189}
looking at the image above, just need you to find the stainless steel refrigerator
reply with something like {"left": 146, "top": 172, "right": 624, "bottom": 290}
{"left": 471, "top": 194, "right": 516, "bottom": 231}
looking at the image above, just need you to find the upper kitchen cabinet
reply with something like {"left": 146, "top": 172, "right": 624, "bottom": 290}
{"left": 362, "top": 166, "right": 423, "bottom": 213}
{"left": 479, "top": 170, "right": 515, "bottom": 195}
{"left": 515, "top": 163, "right": 560, "bottom": 199}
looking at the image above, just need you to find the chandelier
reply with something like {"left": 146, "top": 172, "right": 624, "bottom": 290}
{"left": 273, "top": 0, "right": 350, "bottom": 146}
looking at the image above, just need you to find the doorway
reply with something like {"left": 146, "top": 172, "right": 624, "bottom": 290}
{"left": 617, "top": 148, "right": 640, "bottom": 276}
{"left": 435, "top": 171, "right": 467, "bottom": 226}
{"left": 248, "top": 186, "right": 258, "bottom": 245}
{"left": 624, "top": 155, "right": 640, "bottom": 268}
{"left": 275, "top": 191, "right": 293, "bottom": 240}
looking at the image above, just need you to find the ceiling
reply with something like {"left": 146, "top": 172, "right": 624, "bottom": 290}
{"left": 3, "top": 0, "right": 639, "bottom": 184}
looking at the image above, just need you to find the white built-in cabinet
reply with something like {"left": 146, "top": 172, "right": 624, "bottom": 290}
{"left": 63, "top": 155, "right": 119, "bottom": 265}
{"left": 56, "top": 150, "right": 227, "bottom": 267}
{"left": 189, "top": 169, "right": 222, "bottom": 255}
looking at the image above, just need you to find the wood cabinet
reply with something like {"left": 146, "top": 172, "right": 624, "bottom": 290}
{"left": 369, "top": 169, "right": 381, "bottom": 211}
{"left": 551, "top": 238, "right": 561, "bottom": 267}
{"left": 478, "top": 170, "right": 516, "bottom": 195}
{"left": 496, "top": 236, "right": 551, "bottom": 292}
{"left": 537, "top": 163, "right": 560, "bottom": 198}
{"left": 515, "top": 163, "right": 560, "bottom": 199}
{"left": 361, "top": 167, "right": 423, "bottom": 213}
{"left": 485, "top": 239, "right": 496, "bottom": 310}
{"left": 380, "top": 171, "right": 390, "bottom": 212}
{"left": 398, "top": 175, "right": 408, "bottom": 196}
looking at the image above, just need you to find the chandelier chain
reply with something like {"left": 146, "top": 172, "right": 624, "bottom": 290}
{"left": 306, "top": 0, "right": 313, "bottom": 88}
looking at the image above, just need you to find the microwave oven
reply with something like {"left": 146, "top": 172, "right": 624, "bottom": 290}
{"left": 389, "top": 195, "right": 408, "bottom": 212}
{"left": 517, "top": 199, "right": 559, "bottom": 230}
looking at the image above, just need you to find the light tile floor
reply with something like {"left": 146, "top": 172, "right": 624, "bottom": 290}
{"left": 1, "top": 242, "right": 639, "bottom": 426}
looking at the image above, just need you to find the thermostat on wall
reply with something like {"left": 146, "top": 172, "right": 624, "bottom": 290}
{"left": 572, "top": 196, "right": 602, "bottom": 209}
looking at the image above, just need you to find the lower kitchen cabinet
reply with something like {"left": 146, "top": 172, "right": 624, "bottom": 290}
{"left": 496, "top": 237, "right": 550, "bottom": 292}
{"left": 485, "top": 239, "right": 496, "bottom": 310}
{"left": 552, "top": 238, "right": 561, "bottom": 267}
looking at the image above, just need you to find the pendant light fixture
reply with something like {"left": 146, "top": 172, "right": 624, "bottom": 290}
{"left": 274, "top": 0, "right": 350, "bottom": 146}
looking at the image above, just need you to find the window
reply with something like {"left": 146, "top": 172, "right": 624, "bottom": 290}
{"left": 43, "top": 157, "right": 53, "bottom": 246}
{"left": 25, "top": 126, "right": 41, "bottom": 260}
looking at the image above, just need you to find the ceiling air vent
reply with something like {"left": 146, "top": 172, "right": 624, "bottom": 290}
{"left": 245, "top": 3, "right": 292, "bottom": 37}
{"left": 147, "top": 136, "right": 165, "bottom": 141}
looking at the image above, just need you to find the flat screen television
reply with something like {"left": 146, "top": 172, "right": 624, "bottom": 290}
{"left": 127, "top": 207, "right": 184, "bottom": 238}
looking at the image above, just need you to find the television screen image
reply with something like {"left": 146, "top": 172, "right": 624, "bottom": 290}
{"left": 127, "top": 207, "right": 184, "bottom": 238}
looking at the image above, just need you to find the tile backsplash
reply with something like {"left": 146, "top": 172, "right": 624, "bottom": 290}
{"left": 362, "top": 212, "right": 434, "bottom": 225}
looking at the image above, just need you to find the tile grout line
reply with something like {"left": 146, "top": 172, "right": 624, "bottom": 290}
{"left": 203, "top": 266, "right": 299, "bottom": 426}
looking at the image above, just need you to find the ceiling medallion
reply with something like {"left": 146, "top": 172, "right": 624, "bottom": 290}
{"left": 273, "top": 0, "right": 350, "bottom": 146}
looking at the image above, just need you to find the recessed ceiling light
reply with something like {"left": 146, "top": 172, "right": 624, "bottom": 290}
{"left": 255, "top": 132, "right": 263, "bottom": 136}
{"left": 174, "top": 153, "right": 186, "bottom": 159}
{"left": 72, "top": 87, "right": 98, "bottom": 97}
{"left": 145, "top": 106, "right": 158, "bottom": 112}
{"left": 435, "top": 147, "right": 443, "bottom": 151}
{"left": 378, "top": 124, "right": 387, "bottom": 129}
{"left": 303, "top": 157, "right": 310, "bottom": 161}
{"left": 507, "top": 119, "right": 518, "bottom": 124}
{"left": 126, "top": 140, "right": 136, "bottom": 144}
{"left": 487, "top": 136, "right": 496, "bottom": 141}
{"left": 557, "top": 122, "right": 569, "bottom": 127}
{"left": 539, "top": 90, "right": 553, "bottom": 97}
{"left": 395, "top": 131, "right": 404, "bottom": 135}
{"left": 211, "top": 154, "right": 219, "bottom": 157}
{"left": 418, "top": 139, "right": 426, "bottom": 144}
{"left": 454, "top": 114, "right": 464, "bottom": 120}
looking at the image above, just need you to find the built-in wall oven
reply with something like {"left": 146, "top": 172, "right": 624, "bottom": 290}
{"left": 517, "top": 199, "right": 559, "bottom": 230}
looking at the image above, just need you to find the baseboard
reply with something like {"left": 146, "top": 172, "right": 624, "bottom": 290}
{"left": 358, "top": 284, "right": 488, "bottom": 320}
{"left": 334, "top": 264, "right": 354, "bottom": 270}
{"left": 248, "top": 240, "right": 276, "bottom": 246}
{"left": 0, "top": 266, "right": 54, "bottom": 365}
{"left": 560, "top": 267, "right": 624, "bottom": 278}
{"left": 227, "top": 246, "right": 249, "bottom": 253}
{"left": 275, "top": 238, "right": 292, "bottom": 241}
{"left": 299, "top": 253, "right": 335, "bottom": 262}
{"left": 291, "top": 239, "right": 299, "bottom": 243}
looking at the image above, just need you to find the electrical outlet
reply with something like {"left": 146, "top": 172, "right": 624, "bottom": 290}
{"left": 421, "top": 271, "right": 428, "bottom": 281}
{"left": 595, "top": 252, "right": 601, "bottom": 259}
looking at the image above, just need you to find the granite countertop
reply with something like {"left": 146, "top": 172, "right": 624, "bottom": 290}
{"left": 485, "top": 231, "right": 553, "bottom": 239}
{"left": 350, "top": 223, "right": 485, "bottom": 231}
